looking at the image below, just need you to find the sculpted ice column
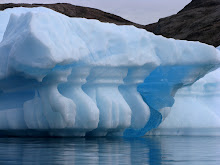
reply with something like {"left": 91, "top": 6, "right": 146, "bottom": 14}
{"left": 119, "top": 65, "right": 154, "bottom": 130}
{"left": 24, "top": 69, "right": 76, "bottom": 129}
{"left": 83, "top": 67, "right": 131, "bottom": 136}
{"left": 58, "top": 66, "right": 99, "bottom": 135}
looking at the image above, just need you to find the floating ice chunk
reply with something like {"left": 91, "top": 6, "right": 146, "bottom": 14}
{"left": 0, "top": 7, "right": 219, "bottom": 137}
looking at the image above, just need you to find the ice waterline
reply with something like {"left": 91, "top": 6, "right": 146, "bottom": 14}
{"left": 0, "top": 7, "right": 219, "bottom": 137}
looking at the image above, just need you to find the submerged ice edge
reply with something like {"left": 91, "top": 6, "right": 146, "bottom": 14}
{"left": 0, "top": 7, "right": 220, "bottom": 137}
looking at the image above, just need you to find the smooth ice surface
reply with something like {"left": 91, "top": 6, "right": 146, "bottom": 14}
{"left": 147, "top": 46, "right": 220, "bottom": 136}
{"left": 0, "top": 7, "right": 219, "bottom": 137}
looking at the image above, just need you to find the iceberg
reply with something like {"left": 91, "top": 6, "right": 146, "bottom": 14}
{"left": 0, "top": 7, "right": 219, "bottom": 137}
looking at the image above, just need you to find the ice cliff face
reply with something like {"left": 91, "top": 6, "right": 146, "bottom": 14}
{"left": 0, "top": 7, "right": 219, "bottom": 137}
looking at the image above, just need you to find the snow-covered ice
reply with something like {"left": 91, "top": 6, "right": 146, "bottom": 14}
{"left": 0, "top": 7, "right": 219, "bottom": 137}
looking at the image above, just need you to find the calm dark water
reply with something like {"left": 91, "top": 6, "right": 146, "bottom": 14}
{"left": 0, "top": 136, "right": 219, "bottom": 165}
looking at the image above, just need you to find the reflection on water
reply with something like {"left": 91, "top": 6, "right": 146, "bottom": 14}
{"left": 0, "top": 136, "right": 219, "bottom": 164}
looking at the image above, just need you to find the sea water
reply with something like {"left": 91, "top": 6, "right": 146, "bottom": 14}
{"left": 0, "top": 136, "right": 219, "bottom": 164}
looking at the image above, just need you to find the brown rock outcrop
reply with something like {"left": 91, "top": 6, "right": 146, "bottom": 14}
{"left": 145, "top": 0, "right": 220, "bottom": 47}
